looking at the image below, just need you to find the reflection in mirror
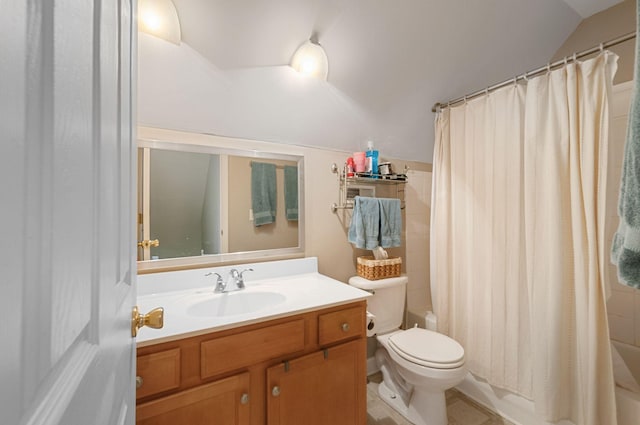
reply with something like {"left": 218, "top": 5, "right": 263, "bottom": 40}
{"left": 137, "top": 135, "right": 304, "bottom": 271}
{"left": 145, "top": 149, "right": 223, "bottom": 259}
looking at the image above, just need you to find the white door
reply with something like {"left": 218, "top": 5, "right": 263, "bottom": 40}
{"left": 1, "top": 1, "right": 137, "bottom": 425}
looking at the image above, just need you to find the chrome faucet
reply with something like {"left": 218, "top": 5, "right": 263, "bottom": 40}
{"left": 206, "top": 268, "right": 253, "bottom": 293}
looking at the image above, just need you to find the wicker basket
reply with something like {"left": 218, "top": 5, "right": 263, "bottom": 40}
{"left": 356, "top": 256, "right": 402, "bottom": 280}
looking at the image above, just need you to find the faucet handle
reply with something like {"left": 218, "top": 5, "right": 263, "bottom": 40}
{"left": 205, "top": 271, "right": 223, "bottom": 281}
{"left": 205, "top": 272, "right": 225, "bottom": 292}
{"left": 238, "top": 268, "right": 253, "bottom": 278}
{"left": 236, "top": 268, "right": 253, "bottom": 289}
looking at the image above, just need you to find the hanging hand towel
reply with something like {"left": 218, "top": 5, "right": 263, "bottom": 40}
{"left": 379, "top": 198, "right": 402, "bottom": 248}
{"left": 284, "top": 165, "right": 298, "bottom": 221}
{"left": 612, "top": 7, "right": 640, "bottom": 289}
{"left": 251, "top": 162, "right": 277, "bottom": 226}
{"left": 348, "top": 196, "right": 380, "bottom": 249}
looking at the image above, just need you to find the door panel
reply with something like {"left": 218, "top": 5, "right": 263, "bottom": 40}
{"left": 50, "top": 0, "right": 94, "bottom": 365}
{"left": 0, "top": 1, "right": 136, "bottom": 424}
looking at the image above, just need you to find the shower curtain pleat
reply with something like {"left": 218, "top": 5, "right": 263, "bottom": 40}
{"left": 432, "top": 52, "right": 618, "bottom": 424}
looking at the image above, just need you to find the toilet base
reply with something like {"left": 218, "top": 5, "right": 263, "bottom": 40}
{"left": 377, "top": 380, "right": 448, "bottom": 425}
{"left": 377, "top": 379, "right": 411, "bottom": 419}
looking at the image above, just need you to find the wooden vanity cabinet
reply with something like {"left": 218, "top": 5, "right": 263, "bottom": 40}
{"left": 135, "top": 301, "right": 367, "bottom": 425}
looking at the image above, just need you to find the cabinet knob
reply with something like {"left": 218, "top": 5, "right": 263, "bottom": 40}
{"left": 272, "top": 386, "right": 281, "bottom": 397}
{"left": 240, "top": 393, "right": 249, "bottom": 404}
{"left": 341, "top": 322, "right": 350, "bottom": 332}
{"left": 136, "top": 376, "right": 143, "bottom": 389}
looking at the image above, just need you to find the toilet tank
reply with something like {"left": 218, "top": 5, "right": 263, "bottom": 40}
{"left": 348, "top": 275, "right": 408, "bottom": 334}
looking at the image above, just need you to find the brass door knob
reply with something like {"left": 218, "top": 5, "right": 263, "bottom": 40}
{"left": 137, "top": 239, "right": 160, "bottom": 248}
{"left": 131, "top": 306, "right": 164, "bottom": 337}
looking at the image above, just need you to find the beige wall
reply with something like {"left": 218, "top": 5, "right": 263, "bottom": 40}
{"left": 303, "top": 146, "right": 432, "bottom": 299}
{"left": 606, "top": 82, "right": 640, "bottom": 348}
{"left": 138, "top": 127, "right": 433, "bottom": 321}
{"left": 552, "top": 0, "right": 636, "bottom": 84}
{"left": 296, "top": 148, "right": 434, "bottom": 325}
{"left": 227, "top": 156, "right": 298, "bottom": 252}
{"left": 404, "top": 168, "right": 434, "bottom": 325}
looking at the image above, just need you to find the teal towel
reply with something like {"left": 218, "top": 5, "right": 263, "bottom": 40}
{"left": 284, "top": 165, "right": 298, "bottom": 221}
{"left": 379, "top": 198, "right": 402, "bottom": 248}
{"left": 348, "top": 197, "right": 380, "bottom": 249}
{"left": 251, "top": 162, "right": 276, "bottom": 226}
{"left": 612, "top": 4, "right": 640, "bottom": 289}
{"left": 348, "top": 197, "right": 402, "bottom": 249}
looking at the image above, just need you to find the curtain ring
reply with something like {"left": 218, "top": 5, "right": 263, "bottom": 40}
{"left": 463, "top": 96, "right": 467, "bottom": 104}
{"left": 485, "top": 87, "right": 489, "bottom": 97}
{"left": 523, "top": 73, "right": 529, "bottom": 82}
{"left": 573, "top": 52, "right": 577, "bottom": 62}
{"left": 564, "top": 56, "right": 568, "bottom": 66}
{"left": 513, "top": 77, "right": 517, "bottom": 86}
{"left": 547, "top": 63, "right": 551, "bottom": 73}
{"left": 599, "top": 42, "right": 604, "bottom": 52}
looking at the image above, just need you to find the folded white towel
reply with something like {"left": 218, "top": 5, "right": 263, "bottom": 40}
{"left": 372, "top": 246, "right": 388, "bottom": 260}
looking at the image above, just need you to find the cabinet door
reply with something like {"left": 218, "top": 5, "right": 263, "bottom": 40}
{"left": 137, "top": 372, "right": 250, "bottom": 425}
{"left": 266, "top": 340, "right": 366, "bottom": 425}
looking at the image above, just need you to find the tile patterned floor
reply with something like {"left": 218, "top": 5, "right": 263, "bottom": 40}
{"left": 366, "top": 373, "right": 515, "bottom": 425}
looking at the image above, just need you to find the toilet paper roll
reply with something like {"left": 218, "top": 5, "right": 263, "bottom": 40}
{"left": 366, "top": 311, "right": 377, "bottom": 337}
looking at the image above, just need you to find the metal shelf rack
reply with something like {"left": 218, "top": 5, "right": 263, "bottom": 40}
{"left": 330, "top": 163, "right": 407, "bottom": 213}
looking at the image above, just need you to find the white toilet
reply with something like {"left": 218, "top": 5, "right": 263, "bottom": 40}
{"left": 349, "top": 275, "right": 466, "bottom": 425}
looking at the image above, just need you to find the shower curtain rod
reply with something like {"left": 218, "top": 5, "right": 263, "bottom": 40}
{"left": 431, "top": 31, "right": 636, "bottom": 113}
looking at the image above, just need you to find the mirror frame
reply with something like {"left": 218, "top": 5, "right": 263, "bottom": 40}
{"left": 137, "top": 127, "right": 305, "bottom": 273}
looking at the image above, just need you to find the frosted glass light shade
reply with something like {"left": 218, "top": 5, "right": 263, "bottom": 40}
{"left": 290, "top": 40, "right": 329, "bottom": 81}
{"left": 138, "top": 0, "right": 181, "bottom": 45}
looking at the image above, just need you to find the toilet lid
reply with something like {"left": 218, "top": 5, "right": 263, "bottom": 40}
{"left": 388, "top": 328, "right": 465, "bottom": 369}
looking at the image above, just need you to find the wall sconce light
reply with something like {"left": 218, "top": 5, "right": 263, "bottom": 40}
{"left": 290, "top": 37, "right": 329, "bottom": 81}
{"left": 138, "top": 0, "right": 182, "bottom": 45}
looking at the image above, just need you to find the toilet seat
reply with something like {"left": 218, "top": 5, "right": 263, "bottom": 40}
{"left": 388, "top": 328, "right": 464, "bottom": 369}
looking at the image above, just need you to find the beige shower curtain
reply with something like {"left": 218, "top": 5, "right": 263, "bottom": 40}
{"left": 432, "top": 52, "right": 618, "bottom": 424}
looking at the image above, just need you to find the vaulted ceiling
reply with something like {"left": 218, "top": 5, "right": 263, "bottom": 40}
{"left": 138, "top": 0, "right": 624, "bottom": 162}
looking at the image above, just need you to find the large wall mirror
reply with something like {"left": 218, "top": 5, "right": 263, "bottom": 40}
{"left": 137, "top": 128, "right": 304, "bottom": 272}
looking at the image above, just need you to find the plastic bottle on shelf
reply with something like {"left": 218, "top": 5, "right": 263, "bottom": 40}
{"left": 346, "top": 157, "right": 355, "bottom": 177}
{"left": 353, "top": 151, "right": 366, "bottom": 173}
{"left": 365, "top": 141, "right": 379, "bottom": 179}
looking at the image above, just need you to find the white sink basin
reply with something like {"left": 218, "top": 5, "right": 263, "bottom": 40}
{"left": 186, "top": 291, "right": 287, "bottom": 317}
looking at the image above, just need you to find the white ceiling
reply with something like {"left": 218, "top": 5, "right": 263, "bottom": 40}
{"left": 139, "top": 0, "right": 624, "bottom": 162}
{"left": 562, "top": 0, "right": 622, "bottom": 18}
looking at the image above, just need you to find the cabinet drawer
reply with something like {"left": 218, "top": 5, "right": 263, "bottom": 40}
{"left": 201, "top": 319, "right": 305, "bottom": 379}
{"left": 137, "top": 348, "right": 181, "bottom": 399}
{"left": 318, "top": 306, "right": 364, "bottom": 346}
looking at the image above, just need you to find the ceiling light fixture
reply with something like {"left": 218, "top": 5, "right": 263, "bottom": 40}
{"left": 290, "top": 37, "right": 329, "bottom": 81}
{"left": 138, "top": 0, "right": 181, "bottom": 45}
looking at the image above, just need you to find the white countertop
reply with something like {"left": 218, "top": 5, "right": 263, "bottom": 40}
{"left": 136, "top": 258, "right": 370, "bottom": 347}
